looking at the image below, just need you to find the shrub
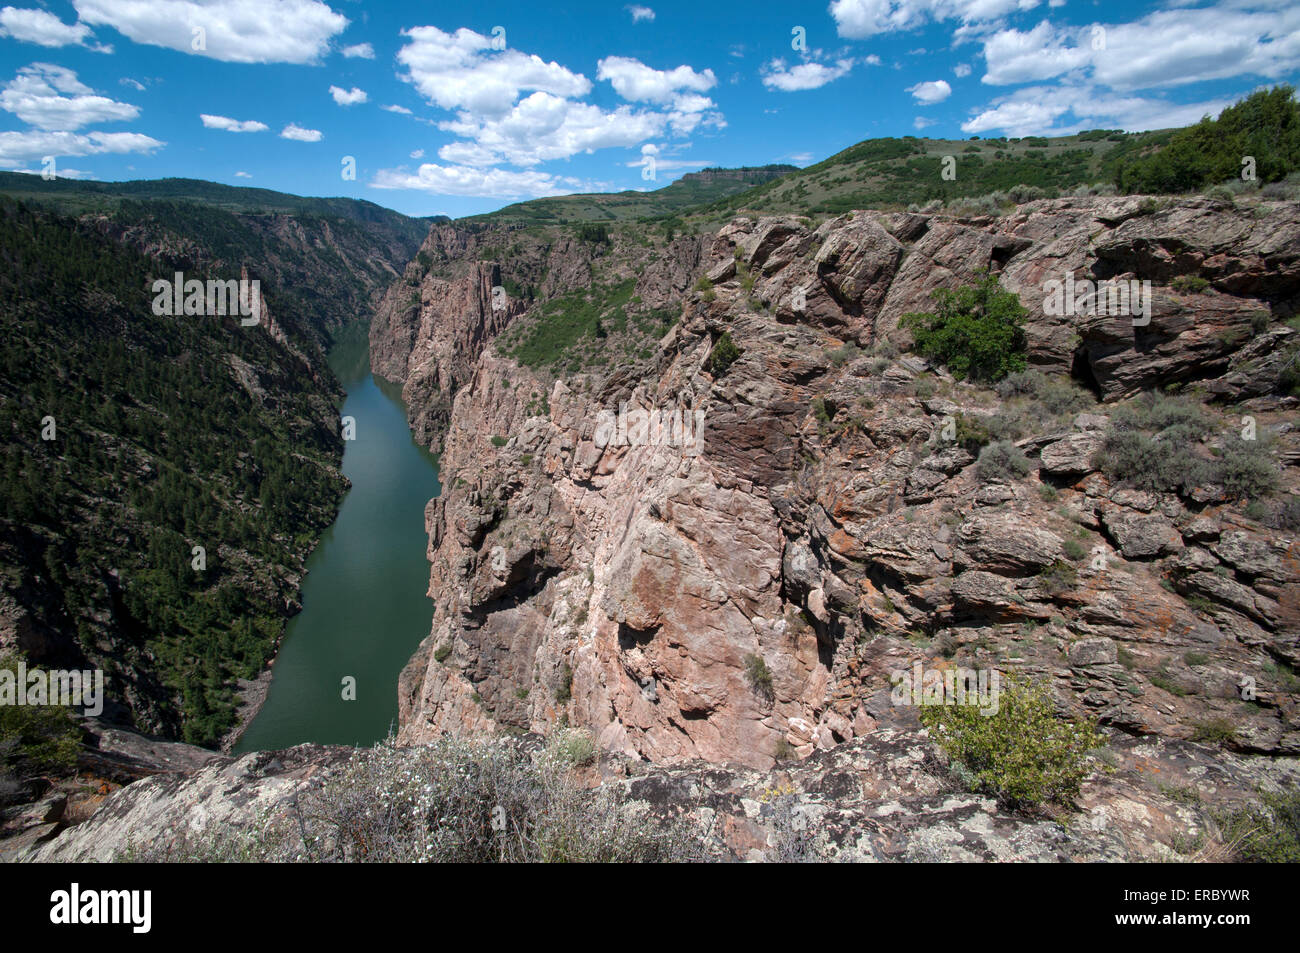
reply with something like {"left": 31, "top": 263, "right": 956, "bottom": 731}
{"left": 995, "top": 369, "right": 1094, "bottom": 416}
{"left": 0, "top": 653, "right": 81, "bottom": 775}
{"left": 976, "top": 439, "right": 1031, "bottom": 482}
{"left": 1171, "top": 275, "right": 1210, "bottom": 294}
{"left": 708, "top": 331, "right": 742, "bottom": 375}
{"left": 1216, "top": 439, "right": 1280, "bottom": 501}
{"left": 1037, "top": 560, "right": 1078, "bottom": 595}
{"left": 433, "top": 643, "right": 452, "bottom": 664}
{"left": 900, "top": 272, "right": 1028, "bottom": 382}
{"left": 547, "top": 727, "right": 596, "bottom": 766}
{"left": 1190, "top": 717, "right": 1239, "bottom": 746}
{"left": 744, "top": 653, "right": 774, "bottom": 700}
{"left": 920, "top": 676, "right": 1105, "bottom": 808}
{"left": 1093, "top": 393, "right": 1223, "bottom": 496}
{"left": 490, "top": 435, "right": 508, "bottom": 448}
{"left": 1062, "top": 538, "right": 1086, "bottom": 561}
{"left": 952, "top": 413, "right": 993, "bottom": 453}
{"left": 1217, "top": 790, "right": 1300, "bottom": 863}
{"left": 120, "top": 738, "right": 700, "bottom": 863}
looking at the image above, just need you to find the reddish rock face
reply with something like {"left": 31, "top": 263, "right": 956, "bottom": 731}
{"left": 383, "top": 198, "right": 1300, "bottom": 770}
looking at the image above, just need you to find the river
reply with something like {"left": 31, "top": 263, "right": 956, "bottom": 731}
{"left": 233, "top": 323, "right": 440, "bottom": 751}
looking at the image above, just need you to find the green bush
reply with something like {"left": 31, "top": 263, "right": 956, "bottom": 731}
{"left": 976, "top": 439, "right": 1031, "bottom": 482}
{"left": 901, "top": 273, "right": 1028, "bottom": 382}
{"left": 995, "top": 369, "right": 1094, "bottom": 416}
{"left": 953, "top": 414, "right": 994, "bottom": 453}
{"left": 0, "top": 654, "right": 81, "bottom": 775}
{"left": 921, "top": 676, "right": 1105, "bottom": 808}
{"left": 1171, "top": 275, "right": 1210, "bottom": 294}
{"left": 1216, "top": 438, "right": 1280, "bottom": 501}
{"left": 744, "top": 653, "right": 774, "bottom": 699}
{"left": 490, "top": 435, "right": 508, "bottom": 448}
{"left": 1115, "top": 86, "right": 1300, "bottom": 194}
{"left": 708, "top": 331, "right": 742, "bottom": 375}
{"left": 1217, "top": 790, "right": 1300, "bottom": 863}
{"left": 547, "top": 727, "right": 596, "bottom": 766}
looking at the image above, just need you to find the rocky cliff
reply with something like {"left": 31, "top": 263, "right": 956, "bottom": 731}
{"left": 383, "top": 195, "right": 1299, "bottom": 771}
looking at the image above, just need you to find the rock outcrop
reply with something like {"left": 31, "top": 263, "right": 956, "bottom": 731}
{"left": 385, "top": 196, "right": 1300, "bottom": 771}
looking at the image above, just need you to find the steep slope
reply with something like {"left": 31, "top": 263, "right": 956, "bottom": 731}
{"left": 378, "top": 193, "right": 1299, "bottom": 772}
{"left": 0, "top": 173, "right": 431, "bottom": 357}
{"left": 0, "top": 198, "right": 352, "bottom": 744}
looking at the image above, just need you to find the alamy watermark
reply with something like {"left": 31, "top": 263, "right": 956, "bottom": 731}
{"left": 151, "top": 271, "right": 261, "bottom": 325}
{"left": 1, "top": 661, "right": 103, "bottom": 716}
{"left": 891, "top": 660, "right": 1000, "bottom": 717}
{"left": 594, "top": 402, "right": 706, "bottom": 455}
{"left": 1043, "top": 274, "right": 1152, "bottom": 326}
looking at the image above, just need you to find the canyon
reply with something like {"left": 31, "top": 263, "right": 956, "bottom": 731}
{"left": 7, "top": 189, "right": 1300, "bottom": 862}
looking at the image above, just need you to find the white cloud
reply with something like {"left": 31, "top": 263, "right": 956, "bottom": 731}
{"left": 864, "top": 53, "right": 882, "bottom": 65}
{"left": 0, "top": 63, "right": 139, "bottom": 130}
{"left": 597, "top": 56, "right": 716, "bottom": 104}
{"left": 200, "top": 113, "right": 267, "bottom": 132}
{"left": 119, "top": 77, "right": 145, "bottom": 91}
{"left": 234, "top": 170, "right": 251, "bottom": 177}
{"left": 961, "top": 82, "right": 1236, "bottom": 136}
{"left": 830, "top": 0, "right": 1039, "bottom": 39}
{"left": 72, "top": 0, "right": 347, "bottom": 64}
{"left": 280, "top": 123, "right": 322, "bottom": 141}
{"left": 391, "top": 26, "right": 719, "bottom": 170}
{"left": 329, "top": 85, "right": 367, "bottom": 106}
{"left": 0, "top": 128, "right": 162, "bottom": 167}
{"left": 907, "top": 78, "right": 952, "bottom": 103}
{"left": 382, "top": 104, "right": 412, "bottom": 114}
{"left": 341, "top": 42, "right": 373, "bottom": 59}
{"left": 981, "top": 7, "right": 1300, "bottom": 91}
{"left": 397, "top": 25, "right": 590, "bottom": 118}
{"left": 370, "top": 162, "right": 584, "bottom": 198}
{"left": 954, "top": 62, "right": 972, "bottom": 77}
{"left": 628, "top": 5, "right": 655, "bottom": 22}
{"left": 0, "top": 6, "right": 99, "bottom": 48}
{"left": 913, "top": 115, "right": 936, "bottom": 129}
{"left": 437, "top": 91, "right": 670, "bottom": 167}
{"left": 761, "top": 57, "right": 854, "bottom": 91}
{"left": 410, "top": 148, "right": 424, "bottom": 158}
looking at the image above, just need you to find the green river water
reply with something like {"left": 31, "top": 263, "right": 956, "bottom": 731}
{"left": 234, "top": 325, "right": 440, "bottom": 751}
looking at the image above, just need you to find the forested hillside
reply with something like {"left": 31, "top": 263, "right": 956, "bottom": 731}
{"left": 0, "top": 198, "right": 348, "bottom": 745}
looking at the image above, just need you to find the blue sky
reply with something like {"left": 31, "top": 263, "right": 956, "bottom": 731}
{"left": 0, "top": 0, "right": 1297, "bottom": 217}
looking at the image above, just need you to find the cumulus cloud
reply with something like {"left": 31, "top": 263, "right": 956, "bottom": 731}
{"left": 280, "top": 123, "right": 322, "bottom": 141}
{"left": 761, "top": 57, "right": 854, "bottom": 91}
{"left": 830, "top": 0, "right": 1039, "bottom": 38}
{"left": 961, "top": 82, "right": 1237, "bottom": 136}
{"left": 596, "top": 56, "right": 715, "bottom": 104}
{"left": 388, "top": 25, "right": 721, "bottom": 176}
{"left": 0, "top": 128, "right": 162, "bottom": 167}
{"left": 0, "top": 63, "right": 139, "bottom": 130}
{"left": 71, "top": 0, "right": 347, "bottom": 64}
{"left": 382, "top": 104, "right": 412, "bottom": 114}
{"left": 0, "top": 6, "right": 103, "bottom": 48}
{"left": 627, "top": 5, "right": 655, "bottom": 22}
{"left": 341, "top": 42, "right": 373, "bottom": 59}
{"left": 398, "top": 25, "right": 590, "bottom": 117}
{"left": 907, "top": 78, "right": 952, "bottom": 103}
{"left": 200, "top": 113, "right": 268, "bottom": 132}
{"left": 436, "top": 92, "right": 670, "bottom": 167}
{"left": 980, "top": 7, "right": 1300, "bottom": 90}
{"left": 329, "top": 85, "right": 367, "bottom": 106}
{"left": 371, "top": 162, "right": 584, "bottom": 198}
{"left": 954, "top": 62, "right": 972, "bottom": 77}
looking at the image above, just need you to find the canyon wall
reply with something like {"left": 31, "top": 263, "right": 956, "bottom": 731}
{"left": 379, "top": 197, "right": 1300, "bottom": 770}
